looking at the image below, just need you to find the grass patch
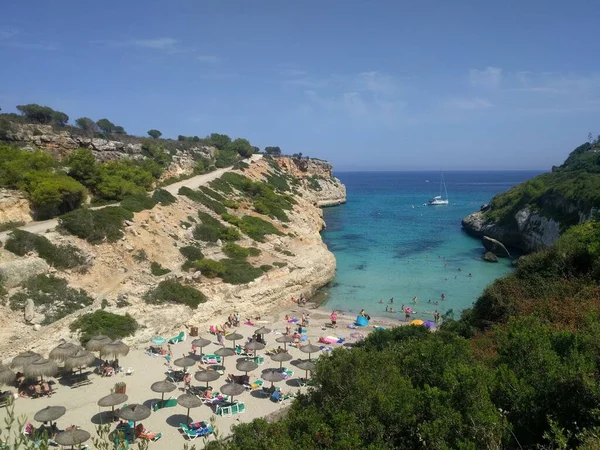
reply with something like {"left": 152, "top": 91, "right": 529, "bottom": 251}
{"left": 222, "top": 242, "right": 250, "bottom": 259}
{"left": 195, "top": 258, "right": 226, "bottom": 278}
{"left": 223, "top": 199, "right": 239, "bottom": 209}
{"left": 187, "top": 215, "right": 197, "bottom": 223}
{"left": 5, "top": 229, "right": 86, "bottom": 269}
{"left": 0, "top": 221, "right": 25, "bottom": 233}
{"left": 307, "top": 175, "right": 323, "bottom": 191}
{"left": 198, "top": 186, "right": 226, "bottom": 203}
{"left": 70, "top": 310, "right": 138, "bottom": 344}
{"left": 194, "top": 258, "right": 264, "bottom": 284}
{"left": 150, "top": 261, "right": 171, "bottom": 276}
{"left": 209, "top": 177, "right": 234, "bottom": 195}
{"left": 248, "top": 247, "right": 261, "bottom": 257}
{"left": 179, "top": 186, "right": 226, "bottom": 214}
{"left": 144, "top": 280, "right": 207, "bottom": 308}
{"left": 120, "top": 193, "right": 156, "bottom": 213}
{"left": 180, "top": 245, "right": 204, "bottom": 261}
{"left": 238, "top": 215, "right": 282, "bottom": 242}
{"left": 152, "top": 188, "right": 176, "bottom": 205}
{"left": 9, "top": 275, "right": 94, "bottom": 324}
{"left": 221, "top": 212, "right": 241, "bottom": 225}
{"left": 194, "top": 212, "right": 240, "bottom": 242}
{"left": 260, "top": 264, "right": 273, "bottom": 272}
{"left": 58, "top": 206, "right": 133, "bottom": 244}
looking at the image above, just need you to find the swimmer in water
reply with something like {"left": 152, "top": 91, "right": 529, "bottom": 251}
{"left": 389, "top": 307, "right": 395, "bottom": 313}
{"left": 389, "top": 297, "right": 394, "bottom": 304}
{"left": 458, "top": 267, "right": 462, "bottom": 272}
{"left": 441, "top": 293, "right": 446, "bottom": 301}
{"left": 379, "top": 299, "right": 384, "bottom": 304}
{"left": 412, "top": 296, "right": 418, "bottom": 303}
{"left": 468, "top": 273, "right": 472, "bottom": 277}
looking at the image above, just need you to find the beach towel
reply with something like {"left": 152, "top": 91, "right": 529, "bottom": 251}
{"left": 374, "top": 326, "right": 386, "bottom": 331}
{"left": 347, "top": 324, "right": 357, "bottom": 329}
{"left": 287, "top": 318, "right": 299, "bottom": 323}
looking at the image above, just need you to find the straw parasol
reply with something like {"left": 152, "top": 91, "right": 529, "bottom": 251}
{"left": 34, "top": 405, "right": 66, "bottom": 424}
{"left": 98, "top": 392, "right": 128, "bottom": 417}
{"left": 23, "top": 358, "right": 58, "bottom": 381}
{"left": 255, "top": 326, "right": 271, "bottom": 335}
{"left": 151, "top": 380, "right": 177, "bottom": 406}
{"left": 10, "top": 351, "right": 41, "bottom": 369}
{"left": 54, "top": 428, "right": 91, "bottom": 449}
{"left": 270, "top": 352, "right": 292, "bottom": 369}
{"left": 215, "top": 347, "right": 235, "bottom": 367}
{"left": 296, "top": 360, "right": 316, "bottom": 380}
{"left": 245, "top": 340, "right": 265, "bottom": 358}
{"left": 100, "top": 341, "right": 130, "bottom": 359}
{"left": 220, "top": 382, "right": 246, "bottom": 402}
{"left": 262, "top": 369, "right": 285, "bottom": 388}
{"left": 236, "top": 360, "right": 258, "bottom": 375}
{"left": 194, "top": 370, "right": 221, "bottom": 388}
{"left": 191, "top": 337, "right": 211, "bottom": 357}
{"left": 224, "top": 332, "right": 243, "bottom": 349}
{"left": 151, "top": 336, "right": 166, "bottom": 346}
{"left": 64, "top": 349, "right": 95, "bottom": 375}
{"left": 0, "top": 365, "right": 15, "bottom": 386}
{"left": 177, "top": 393, "right": 203, "bottom": 423}
{"left": 85, "top": 335, "right": 112, "bottom": 352}
{"left": 49, "top": 342, "right": 80, "bottom": 363}
{"left": 117, "top": 404, "right": 151, "bottom": 442}
{"left": 299, "top": 343, "right": 321, "bottom": 360}
{"left": 173, "top": 356, "right": 196, "bottom": 369}
{"left": 275, "top": 335, "right": 294, "bottom": 350}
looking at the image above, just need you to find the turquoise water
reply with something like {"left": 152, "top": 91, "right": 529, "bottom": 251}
{"left": 320, "top": 171, "right": 542, "bottom": 322}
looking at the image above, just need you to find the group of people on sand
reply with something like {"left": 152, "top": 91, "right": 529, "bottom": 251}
{"left": 292, "top": 295, "right": 308, "bottom": 306}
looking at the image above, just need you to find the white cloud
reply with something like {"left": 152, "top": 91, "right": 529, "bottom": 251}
{"left": 279, "top": 69, "right": 307, "bottom": 77}
{"left": 444, "top": 97, "right": 494, "bottom": 110}
{"left": 358, "top": 71, "right": 397, "bottom": 94}
{"left": 469, "top": 67, "right": 502, "bottom": 89}
{"left": 196, "top": 55, "right": 220, "bottom": 64}
{"left": 130, "top": 37, "right": 179, "bottom": 50}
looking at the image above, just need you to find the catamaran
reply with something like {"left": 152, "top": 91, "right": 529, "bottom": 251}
{"left": 425, "top": 172, "right": 448, "bottom": 205}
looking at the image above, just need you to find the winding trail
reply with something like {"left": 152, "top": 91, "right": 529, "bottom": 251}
{"left": 0, "top": 154, "right": 262, "bottom": 242}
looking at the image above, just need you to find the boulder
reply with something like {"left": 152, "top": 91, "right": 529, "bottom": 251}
{"left": 0, "top": 258, "right": 49, "bottom": 288}
{"left": 33, "top": 324, "right": 42, "bottom": 331}
{"left": 482, "top": 236, "right": 510, "bottom": 257}
{"left": 483, "top": 252, "right": 499, "bottom": 263}
{"left": 24, "top": 299, "right": 35, "bottom": 322}
{"left": 192, "top": 270, "right": 202, "bottom": 280}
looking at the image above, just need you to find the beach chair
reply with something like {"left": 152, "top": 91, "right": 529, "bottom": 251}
{"left": 237, "top": 402, "right": 246, "bottom": 414}
{"left": 216, "top": 403, "right": 232, "bottom": 416}
{"left": 152, "top": 397, "right": 177, "bottom": 412}
{"left": 201, "top": 354, "right": 222, "bottom": 365}
{"left": 168, "top": 331, "right": 185, "bottom": 344}
{"left": 250, "top": 380, "right": 263, "bottom": 390}
{"left": 254, "top": 355, "right": 265, "bottom": 365}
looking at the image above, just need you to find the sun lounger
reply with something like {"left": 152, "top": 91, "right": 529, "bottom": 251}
{"left": 250, "top": 379, "right": 264, "bottom": 390}
{"left": 168, "top": 331, "right": 185, "bottom": 344}
{"left": 201, "top": 354, "right": 222, "bottom": 365}
{"left": 152, "top": 397, "right": 177, "bottom": 412}
{"left": 180, "top": 423, "right": 213, "bottom": 440}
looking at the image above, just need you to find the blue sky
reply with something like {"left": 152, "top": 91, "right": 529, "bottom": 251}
{"left": 1, "top": 1, "right": 599, "bottom": 171}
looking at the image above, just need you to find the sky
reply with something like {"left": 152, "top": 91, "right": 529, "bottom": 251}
{"left": 1, "top": 1, "right": 599, "bottom": 171}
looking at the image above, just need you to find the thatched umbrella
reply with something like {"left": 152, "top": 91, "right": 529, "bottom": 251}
{"left": 236, "top": 360, "right": 258, "bottom": 375}
{"left": 10, "top": 351, "right": 41, "bottom": 369}
{"left": 49, "top": 342, "right": 80, "bottom": 363}
{"left": 275, "top": 335, "right": 294, "bottom": 350}
{"left": 215, "top": 347, "right": 235, "bottom": 368}
{"left": 54, "top": 428, "right": 90, "bottom": 449}
{"left": 270, "top": 352, "right": 293, "bottom": 370}
{"left": 0, "top": 365, "right": 15, "bottom": 386}
{"left": 191, "top": 337, "right": 211, "bottom": 357}
{"left": 296, "top": 360, "right": 316, "bottom": 380}
{"left": 262, "top": 369, "right": 285, "bottom": 388}
{"left": 100, "top": 341, "right": 129, "bottom": 359}
{"left": 224, "top": 331, "right": 243, "bottom": 349}
{"left": 177, "top": 393, "right": 203, "bottom": 423}
{"left": 117, "top": 404, "right": 150, "bottom": 443}
{"left": 34, "top": 406, "right": 66, "bottom": 427}
{"left": 23, "top": 358, "right": 58, "bottom": 381}
{"left": 151, "top": 380, "right": 176, "bottom": 407}
{"left": 245, "top": 340, "right": 265, "bottom": 359}
{"left": 173, "top": 356, "right": 195, "bottom": 370}
{"left": 64, "top": 349, "right": 95, "bottom": 376}
{"left": 220, "top": 382, "right": 246, "bottom": 403}
{"left": 299, "top": 343, "right": 321, "bottom": 360}
{"left": 194, "top": 370, "right": 221, "bottom": 388}
{"left": 255, "top": 326, "right": 271, "bottom": 335}
{"left": 97, "top": 392, "right": 128, "bottom": 417}
{"left": 85, "top": 335, "right": 112, "bottom": 352}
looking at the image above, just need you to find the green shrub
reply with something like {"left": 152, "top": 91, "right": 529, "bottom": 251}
{"left": 260, "top": 264, "right": 273, "bottom": 272}
{"left": 25, "top": 172, "right": 87, "bottom": 219}
{"left": 221, "top": 212, "right": 240, "bottom": 225}
{"left": 209, "top": 178, "right": 234, "bottom": 195}
{"left": 222, "top": 242, "right": 250, "bottom": 259}
{"left": 238, "top": 215, "right": 282, "bottom": 242}
{"left": 59, "top": 206, "right": 133, "bottom": 244}
{"left": 133, "top": 249, "right": 148, "bottom": 262}
{"left": 180, "top": 245, "right": 204, "bottom": 261}
{"left": 220, "top": 258, "right": 264, "bottom": 284}
{"left": 223, "top": 199, "right": 239, "bottom": 209}
{"left": 233, "top": 161, "right": 250, "bottom": 170}
{"left": 70, "top": 310, "right": 138, "bottom": 344}
{"left": 215, "top": 148, "right": 238, "bottom": 168}
{"left": 120, "top": 193, "right": 157, "bottom": 212}
{"left": 275, "top": 246, "right": 295, "bottom": 257}
{"left": 307, "top": 175, "right": 323, "bottom": 191}
{"left": 5, "top": 229, "right": 86, "bottom": 269}
{"left": 144, "top": 280, "right": 207, "bottom": 308}
{"left": 273, "top": 261, "right": 287, "bottom": 268}
{"left": 0, "top": 220, "right": 25, "bottom": 233}
{"left": 150, "top": 261, "right": 171, "bottom": 276}
{"left": 194, "top": 258, "right": 226, "bottom": 278}
{"left": 179, "top": 186, "right": 227, "bottom": 214}
{"left": 194, "top": 212, "right": 240, "bottom": 242}
{"left": 248, "top": 247, "right": 261, "bottom": 257}
{"left": 152, "top": 188, "right": 176, "bottom": 205}
{"left": 199, "top": 186, "right": 226, "bottom": 203}
{"left": 9, "top": 275, "right": 94, "bottom": 324}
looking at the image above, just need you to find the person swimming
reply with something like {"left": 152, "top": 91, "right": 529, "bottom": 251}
{"left": 379, "top": 299, "right": 384, "bottom": 304}
{"left": 389, "top": 297, "right": 394, "bottom": 304}
{"left": 412, "top": 296, "right": 418, "bottom": 303}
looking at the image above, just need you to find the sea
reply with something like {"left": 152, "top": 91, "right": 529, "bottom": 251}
{"left": 319, "top": 170, "right": 543, "bottom": 322}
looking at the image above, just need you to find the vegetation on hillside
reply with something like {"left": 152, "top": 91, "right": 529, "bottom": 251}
{"left": 58, "top": 206, "right": 133, "bottom": 244}
{"left": 70, "top": 310, "right": 138, "bottom": 344}
{"left": 144, "top": 280, "right": 207, "bottom": 308}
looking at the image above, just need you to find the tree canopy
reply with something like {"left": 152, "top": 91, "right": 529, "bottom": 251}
{"left": 147, "top": 129, "right": 162, "bottom": 139}
{"left": 16, "top": 104, "right": 69, "bottom": 125}
{"left": 264, "top": 146, "right": 282, "bottom": 155}
{"left": 74, "top": 117, "right": 98, "bottom": 133}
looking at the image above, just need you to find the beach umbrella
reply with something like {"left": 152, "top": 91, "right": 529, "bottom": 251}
{"left": 177, "top": 393, "right": 203, "bottom": 424}
{"left": 236, "top": 360, "right": 258, "bottom": 375}
{"left": 224, "top": 331, "right": 243, "bottom": 349}
{"left": 151, "top": 380, "right": 177, "bottom": 407}
{"left": 220, "top": 382, "right": 246, "bottom": 403}
{"left": 85, "top": 335, "right": 112, "bottom": 352}
{"left": 98, "top": 392, "right": 128, "bottom": 418}
{"left": 255, "top": 326, "right": 271, "bottom": 335}
{"left": 299, "top": 343, "right": 321, "bottom": 360}
{"left": 245, "top": 340, "right": 265, "bottom": 358}
{"left": 54, "top": 428, "right": 90, "bottom": 449}
{"left": 275, "top": 335, "right": 294, "bottom": 350}
{"left": 423, "top": 320, "right": 436, "bottom": 329}
{"left": 194, "top": 370, "right": 221, "bottom": 388}
{"left": 191, "top": 337, "right": 211, "bottom": 357}
{"left": 174, "top": 356, "right": 196, "bottom": 370}
{"left": 151, "top": 336, "right": 166, "bottom": 346}
{"left": 100, "top": 341, "right": 130, "bottom": 359}
{"left": 10, "top": 351, "right": 41, "bottom": 369}
{"left": 410, "top": 319, "right": 424, "bottom": 326}
{"left": 49, "top": 342, "right": 80, "bottom": 363}
{"left": 262, "top": 370, "right": 285, "bottom": 388}
{"left": 34, "top": 406, "right": 66, "bottom": 425}
{"left": 117, "top": 404, "right": 151, "bottom": 443}
{"left": 296, "top": 360, "right": 316, "bottom": 380}
{"left": 64, "top": 349, "right": 95, "bottom": 375}
{"left": 215, "top": 347, "right": 235, "bottom": 367}
{"left": 23, "top": 358, "right": 58, "bottom": 381}
{"left": 270, "top": 352, "right": 292, "bottom": 369}
{"left": 0, "top": 365, "right": 15, "bottom": 386}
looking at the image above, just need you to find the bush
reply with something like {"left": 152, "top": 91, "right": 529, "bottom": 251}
{"left": 238, "top": 215, "right": 282, "bottom": 242}
{"left": 144, "top": 280, "right": 207, "bottom": 308}
{"left": 193, "top": 212, "right": 240, "bottom": 242}
{"left": 222, "top": 242, "right": 250, "bottom": 259}
{"left": 70, "top": 310, "right": 138, "bottom": 344}
{"left": 220, "top": 258, "right": 264, "bottom": 284}
{"left": 95, "top": 159, "right": 155, "bottom": 201}
{"left": 25, "top": 172, "right": 87, "bottom": 219}
{"left": 120, "top": 193, "right": 157, "bottom": 212}
{"left": 221, "top": 212, "right": 240, "bottom": 225}
{"left": 194, "top": 259, "right": 226, "bottom": 278}
{"left": 133, "top": 249, "right": 148, "bottom": 262}
{"left": 152, "top": 188, "right": 176, "bottom": 205}
{"left": 209, "top": 178, "right": 234, "bottom": 195}
{"left": 150, "top": 262, "right": 171, "bottom": 276}
{"left": 178, "top": 187, "right": 226, "bottom": 214}
{"left": 248, "top": 247, "right": 261, "bottom": 257}
{"left": 199, "top": 186, "right": 226, "bottom": 203}
{"left": 260, "top": 264, "right": 273, "bottom": 272}
{"left": 179, "top": 245, "right": 204, "bottom": 261}
{"left": 0, "top": 220, "right": 25, "bottom": 233}
{"left": 5, "top": 229, "right": 86, "bottom": 269}
{"left": 214, "top": 149, "right": 238, "bottom": 168}
{"left": 273, "top": 262, "right": 287, "bottom": 268}
{"left": 59, "top": 206, "right": 133, "bottom": 244}
{"left": 223, "top": 200, "right": 239, "bottom": 209}
{"left": 9, "top": 275, "right": 94, "bottom": 324}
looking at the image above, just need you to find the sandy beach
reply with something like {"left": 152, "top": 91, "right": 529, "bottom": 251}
{"left": 4, "top": 302, "right": 403, "bottom": 449}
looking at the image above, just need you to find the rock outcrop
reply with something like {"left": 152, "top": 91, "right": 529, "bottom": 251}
{"left": 0, "top": 257, "right": 49, "bottom": 288}
{"left": 0, "top": 189, "right": 32, "bottom": 226}
{"left": 482, "top": 236, "right": 510, "bottom": 257}
{"left": 483, "top": 252, "right": 499, "bottom": 263}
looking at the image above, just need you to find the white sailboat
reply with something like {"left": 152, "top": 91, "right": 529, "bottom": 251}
{"left": 426, "top": 172, "right": 449, "bottom": 205}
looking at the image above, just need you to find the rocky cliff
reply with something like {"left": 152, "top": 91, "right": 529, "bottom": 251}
{"left": 0, "top": 156, "right": 346, "bottom": 358}
{"left": 462, "top": 141, "right": 600, "bottom": 253}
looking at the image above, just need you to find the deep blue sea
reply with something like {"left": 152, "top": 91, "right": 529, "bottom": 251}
{"left": 320, "top": 171, "right": 543, "bottom": 322}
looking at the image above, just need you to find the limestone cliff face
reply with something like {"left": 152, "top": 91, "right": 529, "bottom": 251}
{"left": 0, "top": 189, "right": 32, "bottom": 225}
{"left": 0, "top": 157, "right": 345, "bottom": 358}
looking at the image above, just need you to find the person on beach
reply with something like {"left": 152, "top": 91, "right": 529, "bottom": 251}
{"left": 330, "top": 311, "right": 338, "bottom": 328}
{"left": 191, "top": 344, "right": 197, "bottom": 355}
{"left": 389, "top": 297, "right": 394, "bottom": 304}
{"left": 412, "top": 296, "right": 418, "bottom": 303}
{"left": 405, "top": 309, "right": 411, "bottom": 321}
{"left": 216, "top": 330, "right": 224, "bottom": 346}
{"left": 379, "top": 299, "right": 384, "bottom": 304}
{"left": 441, "top": 293, "right": 446, "bottom": 301}
{"left": 434, "top": 310, "right": 440, "bottom": 323}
